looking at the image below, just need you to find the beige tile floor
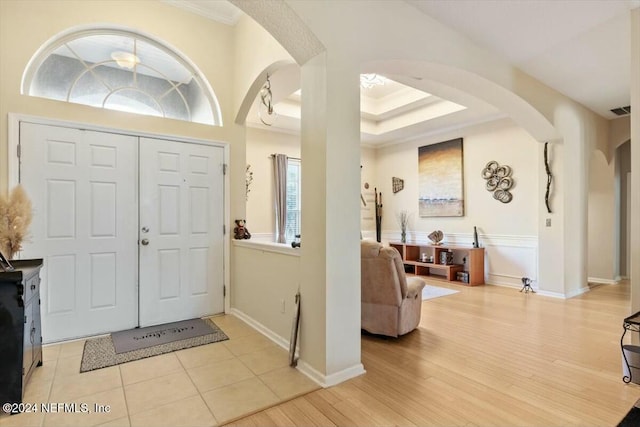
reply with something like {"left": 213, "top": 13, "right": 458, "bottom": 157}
{"left": 0, "top": 315, "right": 319, "bottom": 427}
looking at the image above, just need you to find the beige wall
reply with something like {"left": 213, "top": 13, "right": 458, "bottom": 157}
{"left": 631, "top": 7, "right": 640, "bottom": 313}
{"left": 376, "top": 119, "right": 539, "bottom": 238}
{"left": 231, "top": 243, "right": 300, "bottom": 341}
{"left": 281, "top": 0, "right": 613, "bottom": 298}
{"left": 245, "top": 128, "right": 378, "bottom": 237}
{"left": 609, "top": 116, "right": 631, "bottom": 158}
{"left": 588, "top": 151, "right": 616, "bottom": 283}
{"left": 242, "top": 115, "right": 622, "bottom": 290}
{"left": 360, "top": 146, "right": 377, "bottom": 233}
{"left": 0, "top": 0, "right": 243, "bottom": 194}
{"left": 618, "top": 141, "right": 632, "bottom": 278}
{"left": 3, "top": 0, "right": 633, "bottom": 387}
{"left": 245, "top": 127, "right": 300, "bottom": 236}
{"left": 232, "top": 14, "right": 294, "bottom": 123}
{"left": 374, "top": 119, "right": 540, "bottom": 287}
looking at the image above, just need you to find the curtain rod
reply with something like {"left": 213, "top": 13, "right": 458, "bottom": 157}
{"left": 269, "top": 154, "right": 301, "bottom": 161}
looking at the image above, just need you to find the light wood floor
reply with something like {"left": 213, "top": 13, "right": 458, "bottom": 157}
{"left": 227, "top": 279, "right": 640, "bottom": 426}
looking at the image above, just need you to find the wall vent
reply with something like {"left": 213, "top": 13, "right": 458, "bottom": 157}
{"left": 611, "top": 105, "right": 631, "bottom": 116}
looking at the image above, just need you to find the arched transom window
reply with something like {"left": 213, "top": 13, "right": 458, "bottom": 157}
{"left": 22, "top": 27, "right": 222, "bottom": 126}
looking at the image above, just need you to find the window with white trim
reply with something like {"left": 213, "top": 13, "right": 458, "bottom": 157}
{"left": 285, "top": 158, "right": 301, "bottom": 243}
{"left": 22, "top": 28, "right": 222, "bottom": 126}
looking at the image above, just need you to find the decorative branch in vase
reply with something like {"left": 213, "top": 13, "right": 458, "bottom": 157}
{"left": 245, "top": 164, "right": 254, "bottom": 201}
{"left": 375, "top": 188, "right": 383, "bottom": 243}
{"left": 0, "top": 185, "right": 33, "bottom": 259}
{"left": 397, "top": 210, "right": 409, "bottom": 243}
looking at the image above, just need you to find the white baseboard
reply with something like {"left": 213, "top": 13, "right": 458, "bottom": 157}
{"left": 487, "top": 273, "right": 536, "bottom": 290}
{"left": 535, "top": 289, "right": 568, "bottom": 299}
{"left": 485, "top": 277, "right": 582, "bottom": 298}
{"left": 588, "top": 277, "right": 620, "bottom": 285}
{"left": 228, "top": 308, "right": 366, "bottom": 388}
{"left": 536, "top": 286, "right": 590, "bottom": 299}
{"left": 565, "top": 286, "right": 590, "bottom": 298}
{"left": 228, "top": 308, "right": 291, "bottom": 352}
{"left": 297, "top": 360, "right": 366, "bottom": 388}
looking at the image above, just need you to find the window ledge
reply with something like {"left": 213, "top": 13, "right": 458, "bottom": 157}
{"left": 232, "top": 239, "right": 301, "bottom": 257}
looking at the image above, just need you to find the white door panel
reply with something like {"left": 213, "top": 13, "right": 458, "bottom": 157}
{"left": 20, "top": 123, "right": 138, "bottom": 342}
{"left": 139, "top": 138, "right": 224, "bottom": 326}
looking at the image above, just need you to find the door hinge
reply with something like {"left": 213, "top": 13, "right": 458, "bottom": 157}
{"left": 223, "top": 286, "right": 226, "bottom": 297}
{"left": 223, "top": 224, "right": 226, "bottom": 235}
{"left": 223, "top": 163, "right": 227, "bottom": 175}
{"left": 24, "top": 315, "right": 27, "bottom": 324}
{"left": 17, "top": 144, "right": 21, "bottom": 158}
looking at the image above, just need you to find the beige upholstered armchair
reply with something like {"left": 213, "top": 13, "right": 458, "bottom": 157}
{"left": 361, "top": 240, "right": 426, "bottom": 337}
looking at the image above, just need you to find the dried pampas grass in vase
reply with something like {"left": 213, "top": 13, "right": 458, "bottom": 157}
{"left": 0, "top": 185, "right": 33, "bottom": 259}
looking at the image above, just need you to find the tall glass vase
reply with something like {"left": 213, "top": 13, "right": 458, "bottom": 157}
{"left": 401, "top": 230, "right": 406, "bottom": 243}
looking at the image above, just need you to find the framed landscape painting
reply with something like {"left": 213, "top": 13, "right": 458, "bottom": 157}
{"left": 418, "top": 138, "right": 464, "bottom": 217}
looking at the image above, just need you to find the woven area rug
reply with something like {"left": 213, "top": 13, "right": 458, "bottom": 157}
{"left": 80, "top": 318, "right": 228, "bottom": 373}
{"left": 422, "top": 284, "right": 459, "bottom": 300}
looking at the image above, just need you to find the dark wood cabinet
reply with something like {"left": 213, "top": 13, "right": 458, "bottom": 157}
{"left": 0, "top": 259, "right": 43, "bottom": 405}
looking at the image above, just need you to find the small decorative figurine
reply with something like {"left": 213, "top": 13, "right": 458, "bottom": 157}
{"left": 473, "top": 226, "right": 479, "bottom": 248}
{"left": 428, "top": 230, "right": 444, "bottom": 245}
{"left": 233, "top": 219, "right": 251, "bottom": 240}
{"left": 520, "top": 277, "right": 535, "bottom": 293}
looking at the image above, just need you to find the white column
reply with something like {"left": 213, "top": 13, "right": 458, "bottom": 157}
{"left": 561, "top": 116, "right": 589, "bottom": 297}
{"left": 630, "top": 8, "right": 640, "bottom": 312}
{"left": 538, "top": 106, "right": 590, "bottom": 298}
{"left": 297, "top": 52, "right": 365, "bottom": 385}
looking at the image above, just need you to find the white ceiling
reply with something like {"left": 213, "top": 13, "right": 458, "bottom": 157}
{"left": 409, "top": 0, "right": 639, "bottom": 119}
{"left": 244, "top": 71, "right": 503, "bottom": 146}
{"left": 165, "top": 0, "right": 638, "bottom": 140}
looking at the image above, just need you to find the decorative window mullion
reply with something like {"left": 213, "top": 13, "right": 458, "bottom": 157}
{"left": 67, "top": 61, "right": 117, "bottom": 102}
{"left": 22, "top": 26, "right": 220, "bottom": 126}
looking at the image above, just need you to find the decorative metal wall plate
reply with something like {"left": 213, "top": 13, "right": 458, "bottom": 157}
{"left": 392, "top": 177, "right": 404, "bottom": 193}
{"left": 481, "top": 161, "right": 514, "bottom": 203}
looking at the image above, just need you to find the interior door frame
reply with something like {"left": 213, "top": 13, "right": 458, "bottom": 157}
{"left": 8, "top": 113, "right": 231, "bottom": 316}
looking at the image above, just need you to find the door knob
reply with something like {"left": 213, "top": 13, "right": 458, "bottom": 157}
{"left": 141, "top": 227, "right": 149, "bottom": 233}
{"left": 141, "top": 238, "right": 150, "bottom": 246}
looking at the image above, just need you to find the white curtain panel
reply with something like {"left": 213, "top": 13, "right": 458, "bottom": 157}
{"left": 273, "top": 154, "right": 288, "bottom": 243}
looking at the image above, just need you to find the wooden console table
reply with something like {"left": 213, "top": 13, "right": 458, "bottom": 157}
{"left": 390, "top": 242, "right": 485, "bottom": 286}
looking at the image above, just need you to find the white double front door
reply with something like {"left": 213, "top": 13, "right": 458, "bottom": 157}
{"left": 19, "top": 122, "right": 224, "bottom": 342}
